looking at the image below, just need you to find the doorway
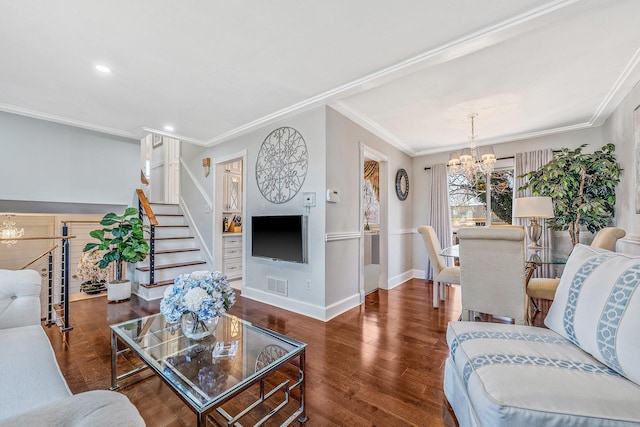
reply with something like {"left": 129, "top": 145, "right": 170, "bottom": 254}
{"left": 141, "top": 134, "right": 180, "bottom": 204}
{"left": 213, "top": 152, "right": 247, "bottom": 290}
{"left": 360, "top": 144, "right": 388, "bottom": 298}
{"left": 363, "top": 157, "right": 380, "bottom": 294}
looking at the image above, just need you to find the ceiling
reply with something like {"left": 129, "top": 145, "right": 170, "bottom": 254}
{"left": 2, "top": 0, "right": 640, "bottom": 157}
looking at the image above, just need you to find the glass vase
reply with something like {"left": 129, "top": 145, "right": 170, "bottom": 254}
{"left": 181, "top": 313, "right": 219, "bottom": 340}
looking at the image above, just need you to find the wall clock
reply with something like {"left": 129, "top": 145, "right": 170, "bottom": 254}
{"left": 395, "top": 168, "right": 409, "bottom": 201}
{"left": 256, "top": 127, "right": 308, "bottom": 204}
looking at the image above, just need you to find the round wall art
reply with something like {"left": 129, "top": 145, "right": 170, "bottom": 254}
{"left": 256, "top": 127, "right": 308, "bottom": 204}
{"left": 395, "top": 168, "right": 409, "bottom": 201}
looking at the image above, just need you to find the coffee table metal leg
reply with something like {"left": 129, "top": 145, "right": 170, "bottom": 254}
{"left": 110, "top": 329, "right": 118, "bottom": 390}
{"left": 298, "top": 348, "right": 308, "bottom": 424}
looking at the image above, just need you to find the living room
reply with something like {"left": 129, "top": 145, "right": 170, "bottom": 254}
{"left": 2, "top": 2, "right": 640, "bottom": 426}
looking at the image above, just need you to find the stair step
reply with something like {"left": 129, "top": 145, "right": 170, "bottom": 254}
{"left": 138, "top": 248, "right": 201, "bottom": 266}
{"left": 155, "top": 225, "right": 189, "bottom": 228}
{"left": 149, "top": 204, "right": 181, "bottom": 215}
{"left": 155, "top": 248, "right": 200, "bottom": 254}
{"left": 136, "top": 260, "right": 206, "bottom": 272}
{"left": 155, "top": 214, "right": 183, "bottom": 217}
{"left": 140, "top": 280, "right": 174, "bottom": 289}
{"left": 150, "top": 214, "right": 186, "bottom": 226}
{"left": 155, "top": 236, "right": 194, "bottom": 240}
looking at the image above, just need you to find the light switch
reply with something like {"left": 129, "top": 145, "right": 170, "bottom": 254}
{"left": 303, "top": 192, "right": 316, "bottom": 207}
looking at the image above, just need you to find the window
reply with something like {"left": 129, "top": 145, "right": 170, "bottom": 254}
{"left": 448, "top": 161, "right": 514, "bottom": 231}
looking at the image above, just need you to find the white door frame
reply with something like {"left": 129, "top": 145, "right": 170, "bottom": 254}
{"left": 359, "top": 143, "right": 389, "bottom": 302}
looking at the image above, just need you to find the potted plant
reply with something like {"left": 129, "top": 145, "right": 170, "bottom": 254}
{"left": 519, "top": 143, "right": 621, "bottom": 246}
{"left": 83, "top": 207, "right": 150, "bottom": 301}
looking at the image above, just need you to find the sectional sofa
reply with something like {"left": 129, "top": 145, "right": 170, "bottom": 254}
{"left": 0, "top": 269, "right": 145, "bottom": 426}
{"left": 445, "top": 244, "right": 640, "bottom": 426}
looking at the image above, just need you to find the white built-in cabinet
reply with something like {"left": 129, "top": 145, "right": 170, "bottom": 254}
{"left": 223, "top": 161, "right": 242, "bottom": 213}
{"left": 222, "top": 234, "right": 242, "bottom": 280}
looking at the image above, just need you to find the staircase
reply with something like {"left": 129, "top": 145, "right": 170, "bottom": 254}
{"left": 134, "top": 203, "right": 208, "bottom": 300}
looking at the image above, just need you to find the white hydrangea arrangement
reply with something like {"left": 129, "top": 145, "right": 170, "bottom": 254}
{"left": 160, "top": 270, "right": 236, "bottom": 323}
{"left": 77, "top": 249, "right": 110, "bottom": 282}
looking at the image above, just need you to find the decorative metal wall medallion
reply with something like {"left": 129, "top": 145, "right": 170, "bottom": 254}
{"left": 256, "top": 127, "right": 308, "bottom": 204}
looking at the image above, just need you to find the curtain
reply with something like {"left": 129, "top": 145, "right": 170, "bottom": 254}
{"left": 426, "top": 163, "right": 452, "bottom": 279}
{"left": 514, "top": 149, "right": 554, "bottom": 277}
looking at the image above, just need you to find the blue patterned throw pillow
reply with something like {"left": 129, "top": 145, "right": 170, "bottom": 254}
{"left": 545, "top": 244, "right": 640, "bottom": 386}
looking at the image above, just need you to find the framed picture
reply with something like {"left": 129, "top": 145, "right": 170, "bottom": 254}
{"left": 635, "top": 105, "right": 640, "bottom": 213}
{"left": 153, "top": 134, "right": 163, "bottom": 148}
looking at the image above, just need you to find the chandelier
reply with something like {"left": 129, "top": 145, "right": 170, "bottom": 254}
{"left": 1, "top": 215, "right": 24, "bottom": 247}
{"left": 447, "top": 113, "right": 496, "bottom": 182}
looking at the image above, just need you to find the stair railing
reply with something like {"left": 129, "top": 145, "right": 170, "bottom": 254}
{"left": 7, "top": 229, "right": 76, "bottom": 333}
{"left": 21, "top": 245, "right": 58, "bottom": 326}
{"left": 136, "top": 189, "right": 158, "bottom": 285}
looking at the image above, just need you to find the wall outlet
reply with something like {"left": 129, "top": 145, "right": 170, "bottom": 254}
{"left": 306, "top": 280, "right": 311, "bottom": 290}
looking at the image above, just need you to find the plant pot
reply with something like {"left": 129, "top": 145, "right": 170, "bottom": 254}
{"left": 107, "top": 280, "right": 131, "bottom": 302}
{"left": 181, "top": 314, "right": 219, "bottom": 340}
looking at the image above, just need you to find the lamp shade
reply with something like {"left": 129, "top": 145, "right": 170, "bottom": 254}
{"left": 513, "top": 196, "right": 554, "bottom": 219}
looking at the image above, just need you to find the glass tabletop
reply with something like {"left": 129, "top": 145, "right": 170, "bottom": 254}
{"left": 440, "top": 244, "right": 569, "bottom": 264}
{"left": 111, "top": 312, "right": 306, "bottom": 411}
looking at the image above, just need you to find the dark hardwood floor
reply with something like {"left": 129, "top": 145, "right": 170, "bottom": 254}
{"left": 44, "top": 279, "right": 550, "bottom": 426}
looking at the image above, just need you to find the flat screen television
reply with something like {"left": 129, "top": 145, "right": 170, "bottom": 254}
{"left": 251, "top": 215, "right": 308, "bottom": 263}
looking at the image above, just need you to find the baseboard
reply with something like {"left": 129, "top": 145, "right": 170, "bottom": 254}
{"left": 241, "top": 287, "right": 361, "bottom": 322}
{"left": 325, "top": 293, "right": 361, "bottom": 321}
{"left": 412, "top": 269, "right": 426, "bottom": 280}
{"left": 387, "top": 270, "right": 414, "bottom": 289}
{"left": 242, "top": 287, "right": 327, "bottom": 321}
{"left": 134, "top": 284, "right": 169, "bottom": 301}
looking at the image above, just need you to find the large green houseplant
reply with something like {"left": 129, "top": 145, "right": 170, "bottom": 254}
{"left": 84, "top": 207, "right": 150, "bottom": 283}
{"left": 519, "top": 143, "right": 621, "bottom": 246}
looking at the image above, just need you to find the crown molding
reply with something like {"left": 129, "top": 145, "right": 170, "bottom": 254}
{"left": 590, "top": 46, "right": 640, "bottom": 126}
{"left": 331, "top": 102, "right": 416, "bottom": 156}
{"left": 133, "top": 127, "right": 206, "bottom": 145}
{"left": 0, "top": 103, "right": 138, "bottom": 140}
{"left": 413, "top": 122, "right": 594, "bottom": 157}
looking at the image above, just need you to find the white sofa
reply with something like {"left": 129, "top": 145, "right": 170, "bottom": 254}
{"left": 444, "top": 244, "right": 640, "bottom": 427}
{"left": 0, "top": 269, "right": 145, "bottom": 426}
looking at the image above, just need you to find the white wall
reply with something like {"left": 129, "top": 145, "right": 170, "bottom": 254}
{"left": 602, "top": 79, "right": 640, "bottom": 255}
{"left": 0, "top": 111, "right": 139, "bottom": 208}
{"left": 326, "top": 107, "right": 414, "bottom": 308}
{"left": 411, "top": 127, "right": 604, "bottom": 275}
{"left": 183, "top": 107, "right": 328, "bottom": 320}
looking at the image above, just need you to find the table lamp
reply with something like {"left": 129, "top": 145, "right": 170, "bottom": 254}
{"left": 513, "top": 196, "right": 554, "bottom": 248}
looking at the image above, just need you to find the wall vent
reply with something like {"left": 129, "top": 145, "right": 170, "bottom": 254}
{"left": 267, "top": 276, "right": 288, "bottom": 296}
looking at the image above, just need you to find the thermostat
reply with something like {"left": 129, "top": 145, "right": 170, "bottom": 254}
{"left": 326, "top": 189, "right": 340, "bottom": 203}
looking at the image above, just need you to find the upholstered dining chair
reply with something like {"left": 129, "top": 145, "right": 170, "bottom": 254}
{"left": 591, "top": 227, "right": 626, "bottom": 251}
{"left": 527, "top": 227, "right": 627, "bottom": 311}
{"left": 417, "top": 226, "right": 460, "bottom": 308}
{"left": 457, "top": 226, "right": 528, "bottom": 325}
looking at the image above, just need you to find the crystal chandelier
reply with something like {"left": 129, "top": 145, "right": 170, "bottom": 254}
{"left": 447, "top": 113, "right": 496, "bottom": 182}
{"left": 1, "top": 215, "right": 24, "bottom": 247}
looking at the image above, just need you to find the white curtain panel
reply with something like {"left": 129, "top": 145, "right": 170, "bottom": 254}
{"left": 426, "top": 163, "right": 453, "bottom": 279}
{"left": 514, "top": 149, "right": 554, "bottom": 277}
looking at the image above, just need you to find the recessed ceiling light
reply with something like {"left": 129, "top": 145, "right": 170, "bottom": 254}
{"left": 95, "top": 64, "right": 112, "bottom": 73}
{"left": 164, "top": 125, "right": 175, "bottom": 132}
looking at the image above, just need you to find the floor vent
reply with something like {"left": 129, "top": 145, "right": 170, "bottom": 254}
{"left": 267, "top": 277, "right": 288, "bottom": 296}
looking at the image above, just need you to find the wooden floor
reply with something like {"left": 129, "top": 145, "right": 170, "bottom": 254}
{"left": 44, "top": 279, "right": 550, "bottom": 426}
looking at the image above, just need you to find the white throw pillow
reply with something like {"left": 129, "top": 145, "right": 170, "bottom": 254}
{"left": 545, "top": 244, "right": 640, "bottom": 385}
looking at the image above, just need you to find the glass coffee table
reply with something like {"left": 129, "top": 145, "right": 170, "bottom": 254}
{"left": 110, "top": 312, "right": 307, "bottom": 426}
